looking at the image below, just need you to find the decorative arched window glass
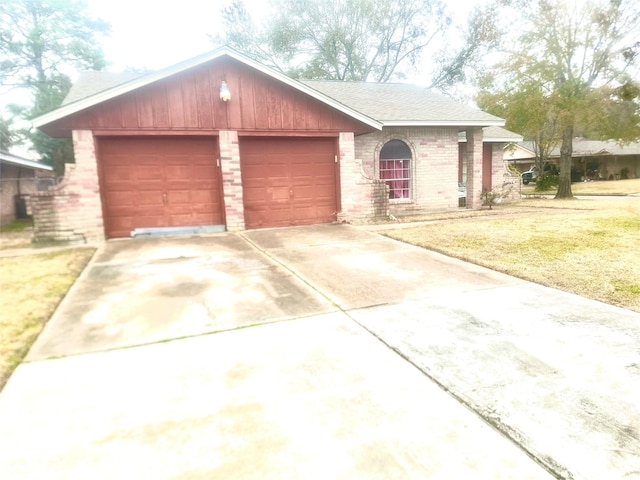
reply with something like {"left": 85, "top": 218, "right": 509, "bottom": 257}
{"left": 380, "top": 140, "right": 411, "bottom": 199}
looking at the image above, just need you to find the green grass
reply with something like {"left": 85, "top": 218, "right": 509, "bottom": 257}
{"left": 0, "top": 218, "right": 33, "bottom": 233}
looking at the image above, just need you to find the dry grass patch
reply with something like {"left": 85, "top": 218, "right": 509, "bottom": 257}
{"left": 384, "top": 197, "right": 640, "bottom": 312}
{"left": 0, "top": 248, "right": 95, "bottom": 390}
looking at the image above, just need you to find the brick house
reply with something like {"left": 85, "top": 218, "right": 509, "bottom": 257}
{"left": 31, "top": 47, "right": 517, "bottom": 243}
{"left": 0, "top": 151, "right": 54, "bottom": 223}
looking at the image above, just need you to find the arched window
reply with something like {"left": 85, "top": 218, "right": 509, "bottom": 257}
{"left": 380, "top": 140, "right": 411, "bottom": 199}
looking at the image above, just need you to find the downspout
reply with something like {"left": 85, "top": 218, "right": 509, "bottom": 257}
{"left": 16, "top": 166, "right": 22, "bottom": 195}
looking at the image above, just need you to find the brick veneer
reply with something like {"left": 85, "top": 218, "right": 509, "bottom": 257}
{"left": 490, "top": 143, "right": 521, "bottom": 202}
{"left": 465, "top": 127, "right": 484, "bottom": 209}
{"left": 29, "top": 127, "right": 511, "bottom": 243}
{"left": 31, "top": 130, "right": 105, "bottom": 244}
{"left": 219, "top": 130, "right": 245, "bottom": 231}
{"left": 337, "top": 132, "right": 389, "bottom": 222}
{"left": 353, "top": 127, "right": 462, "bottom": 216}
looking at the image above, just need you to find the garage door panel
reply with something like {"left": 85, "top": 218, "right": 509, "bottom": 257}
{"left": 99, "top": 137, "right": 224, "bottom": 238}
{"left": 270, "top": 187, "right": 291, "bottom": 201}
{"left": 104, "top": 191, "right": 135, "bottom": 206}
{"left": 241, "top": 137, "right": 337, "bottom": 229}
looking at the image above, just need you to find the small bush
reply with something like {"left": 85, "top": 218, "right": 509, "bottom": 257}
{"left": 535, "top": 173, "right": 559, "bottom": 191}
{"left": 480, "top": 183, "right": 515, "bottom": 209}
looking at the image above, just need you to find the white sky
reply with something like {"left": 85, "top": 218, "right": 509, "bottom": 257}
{"left": 2, "top": 0, "right": 480, "bottom": 158}
{"left": 85, "top": 0, "right": 478, "bottom": 74}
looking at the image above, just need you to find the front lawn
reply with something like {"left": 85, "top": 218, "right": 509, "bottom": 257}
{"left": 521, "top": 177, "right": 640, "bottom": 196}
{"left": 384, "top": 197, "right": 640, "bottom": 312}
{"left": 0, "top": 248, "right": 95, "bottom": 391}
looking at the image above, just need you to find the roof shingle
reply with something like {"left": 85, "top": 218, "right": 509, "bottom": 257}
{"left": 302, "top": 80, "right": 503, "bottom": 125}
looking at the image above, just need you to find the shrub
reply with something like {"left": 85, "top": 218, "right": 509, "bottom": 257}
{"left": 535, "top": 173, "right": 559, "bottom": 191}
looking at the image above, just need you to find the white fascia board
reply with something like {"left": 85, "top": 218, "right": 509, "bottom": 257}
{"left": 33, "top": 47, "right": 382, "bottom": 131}
{"left": 487, "top": 136, "right": 524, "bottom": 142}
{"left": 459, "top": 136, "right": 524, "bottom": 143}
{"left": 382, "top": 120, "right": 505, "bottom": 128}
{"left": 2, "top": 158, "right": 53, "bottom": 170}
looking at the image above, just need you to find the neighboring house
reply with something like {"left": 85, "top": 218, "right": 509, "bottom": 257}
{"left": 561, "top": 139, "right": 640, "bottom": 181}
{"left": 31, "top": 47, "right": 516, "bottom": 243}
{"left": 0, "top": 151, "right": 54, "bottom": 223}
{"left": 505, "top": 138, "right": 640, "bottom": 181}
{"left": 503, "top": 141, "right": 537, "bottom": 172}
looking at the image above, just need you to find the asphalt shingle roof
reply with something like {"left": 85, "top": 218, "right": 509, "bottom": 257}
{"left": 302, "top": 80, "right": 503, "bottom": 124}
{"left": 63, "top": 71, "right": 143, "bottom": 105}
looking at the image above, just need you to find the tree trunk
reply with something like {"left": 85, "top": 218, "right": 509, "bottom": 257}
{"left": 555, "top": 126, "right": 574, "bottom": 198}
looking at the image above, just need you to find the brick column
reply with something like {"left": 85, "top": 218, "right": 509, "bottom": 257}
{"left": 337, "top": 132, "right": 388, "bottom": 222}
{"left": 219, "top": 130, "right": 245, "bottom": 231}
{"left": 337, "top": 132, "right": 357, "bottom": 221}
{"left": 31, "top": 130, "right": 105, "bottom": 243}
{"left": 465, "top": 127, "right": 484, "bottom": 209}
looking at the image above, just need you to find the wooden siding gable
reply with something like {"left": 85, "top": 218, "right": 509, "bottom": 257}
{"left": 41, "top": 57, "right": 377, "bottom": 137}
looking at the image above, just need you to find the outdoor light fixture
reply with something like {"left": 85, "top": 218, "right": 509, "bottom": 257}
{"left": 219, "top": 81, "right": 231, "bottom": 102}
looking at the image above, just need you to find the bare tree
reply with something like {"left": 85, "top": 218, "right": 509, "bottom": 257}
{"left": 215, "top": 0, "right": 451, "bottom": 82}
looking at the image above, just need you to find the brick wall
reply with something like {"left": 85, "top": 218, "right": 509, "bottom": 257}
{"left": 31, "top": 130, "right": 105, "bottom": 244}
{"left": 353, "top": 127, "right": 461, "bottom": 217}
{"left": 491, "top": 143, "right": 521, "bottom": 203}
{"left": 337, "top": 132, "right": 389, "bottom": 223}
{"left": 1, "top": 165, "right": 34, "bottom": 222}
{"left": 219, "top": 130, "right": 245, "bottom": 231}
{"left": 465, "top": 127, "right": 484, "bottom": 209}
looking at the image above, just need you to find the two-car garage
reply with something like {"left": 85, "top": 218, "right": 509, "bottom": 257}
{"left": 31, "top": 50, "right": 382, "bottom": 243}
{"left": 98, "top": 136, "right": 339, "bottom": 237}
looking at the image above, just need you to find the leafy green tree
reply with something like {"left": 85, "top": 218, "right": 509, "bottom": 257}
{"left": 0, "top": 0, "right": 110, "bottom": 174}
{"left": 0, "top": 113, "right": 22, "bottom": 151}
{"left": 430, "top": 3, "right": 503, "bottom": 94}
{"left": 477, "top": 0, "right": 640, "bottom": 198}
{"left": 478, "top": 80, "right": 560, "bottom": 181}
{"left": 216, "top": 0, "right": 451, "bottom": 83}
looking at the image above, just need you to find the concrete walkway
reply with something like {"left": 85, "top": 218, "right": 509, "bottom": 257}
{"left": 1, "top": 224, "right": 639, "bottom": 479}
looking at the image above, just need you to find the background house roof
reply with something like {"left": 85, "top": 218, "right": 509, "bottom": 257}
{"left": 0, "top": 151, "right": 53, "bottom": 171}
{"left": 303, "top": 80, "right": 504, "bottom": 127}
{"left": 551, "top": 138, "right": 640, "bottom": 157}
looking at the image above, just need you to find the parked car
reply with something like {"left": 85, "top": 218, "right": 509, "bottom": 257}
{"left": 522, "top": 164, "right": 558, "bottom": 185}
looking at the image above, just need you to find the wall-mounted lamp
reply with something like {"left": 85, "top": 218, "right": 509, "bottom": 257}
{"left": 219, "top": 81, "right": 231, "bottom": 102}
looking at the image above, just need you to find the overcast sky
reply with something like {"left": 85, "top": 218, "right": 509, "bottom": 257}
{"left": 85, "top": 0, "right": 478, "bottom": 74}
{"left": 2, "top": 0, "right": 480, "bottom": 158}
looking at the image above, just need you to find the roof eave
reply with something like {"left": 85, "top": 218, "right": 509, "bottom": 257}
{"left": 381, "top": 120, "right": 505, "bottom": 128}
{"left": 32, "top": 47, "right": 382, "bottom": 131}
{"left": 0, "top": 155, "right": 53, "bottom": 171}
{"left": 487, "top": 136, "right": 524, "bottom": 143}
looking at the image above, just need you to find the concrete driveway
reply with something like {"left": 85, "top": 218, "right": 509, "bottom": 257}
{"left": 1, "top": 224, "right": 639, "bottom": 479}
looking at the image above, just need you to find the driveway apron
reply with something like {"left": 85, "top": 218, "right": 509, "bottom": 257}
{"left": 1, "top": 223, "right": 638, "bottom": 479}
{"left": 244, "top": 225, "right": 640, "bottom": 480}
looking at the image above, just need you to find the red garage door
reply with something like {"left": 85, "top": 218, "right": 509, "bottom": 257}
{"left": 99, "top": 137, "right": 224, "bottom": 238}
{"left": 240, "top": 138, "right": 338, "bottom": 229}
